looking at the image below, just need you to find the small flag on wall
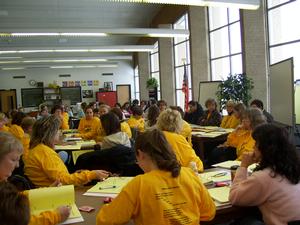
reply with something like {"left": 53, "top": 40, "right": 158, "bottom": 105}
{"left": 75, "top": 81, "right": 80, "bottom": 87}
{"left": 87, "top": 80, "right": 93, "bottom": 86}
{"left": 81, "top": 80, "right": 87, "bottom": 86}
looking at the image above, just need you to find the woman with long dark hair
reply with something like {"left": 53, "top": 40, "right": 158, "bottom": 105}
{"left": 229, "top": 123, "right": 300, "bottom": 225}
{"left": 96, "top": 129, "right": 215, "bottom": 225}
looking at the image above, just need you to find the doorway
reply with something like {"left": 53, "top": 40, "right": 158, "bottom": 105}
{"left": 0, "top": 89, "right": 17, "bottom": 113}
{"left": 116, "top": 85, "right": 131, "bottom": 106}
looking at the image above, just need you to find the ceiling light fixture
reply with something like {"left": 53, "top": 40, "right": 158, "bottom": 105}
{"left": 0, "top": 46, "right": 155, "bottom": 54}
{"left": 97, "top": 0, "right": 260, "bottom": 9}
{"left": 0, "top": 28, "right": 189, "bottom": 38}
{"left": 0, "top": 58, "right": 107, "bottom": 64}
{"left": 1, "top": 67, "right": 25, "bottom": 70}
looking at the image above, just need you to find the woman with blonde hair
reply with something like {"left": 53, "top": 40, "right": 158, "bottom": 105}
{"left": 24, "top": 115, "right": 109, "bottom": 187}
{"left": 157, "top": 109, "right": 204, "bottom": 172}
{"left": 0, "top": 132, "right": 70, "bottom": 225}
{"left": 0, "top": 112, "right": 9, "bottom": 132}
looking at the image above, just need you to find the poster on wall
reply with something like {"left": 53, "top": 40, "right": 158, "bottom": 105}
{"left": 82, "top": 90, "right": 93, "bottom": 98}
{"left": 93, "top": 80, "right": 99, "bottom": 86}
{"left": 104, "top": 82, "right": 113, "bottom": 91}
{"left": 62, "top": 81, "right": 68, "bottom": 87}
{"left": 68, "top": 81, "right": 75, "bottom": 87}
{"left": 75, "top": 81, "right": 80, "bottom": 87}
{"left": 81, "top": 80, "right": 87, "bottom": 86}
{"left": 87, "top": 80, "right": 93, "bottom": 86}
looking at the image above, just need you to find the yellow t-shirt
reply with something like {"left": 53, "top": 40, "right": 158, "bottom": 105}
{"left": 163, "top": 131, "right": 204, "bottom": 172}
{"left": 9, "top": 124, "right": 24, "bottom": 141}
{"left": 180, "top": 120, "right": 192, "bottom": 146}
{"left": 21, "top": 133, "right": 30, "bottom": 162}
{"left": 0, "top": 125, "right": 10, "bottom": 132}
{"left": 61, "top": 112, "right": 69, "bottom": 130}
{"left": 121, "top": 121, "right": 132, "bottom": 138}
{"left": 127, "top": 117, "right": 145, "bottom": 132}
{"left": 24, "top": 143, "right": 97, "bottom": 187}
{"left": 97, "top": 168, "right": 215, "bottom": 225}
{"left": 78, "top": 116, "right": 100, "bottom": 140}
{"left": 225, "top": 128, "right": 255, "bottom": 160}
{"left": 220, "top": 114, "right": 240, "bottom": 129}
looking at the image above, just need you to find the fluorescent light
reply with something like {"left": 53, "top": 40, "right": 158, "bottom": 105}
{"left": 97, "top": 0, "right": 260, "bottom": 9}
{"left": 0, "top": 46, "right": 154, "bottom": 54}
{"left": 0, "top": 58, "right": 108, "bottom": 64}
{"left": 50, "top": 66, "right": 74, "bottom": 69}
{"left": 1, "top": 28, "right": 189, "bottom": 38}
{"left": 11, "top": 33, "right": 60, "bottom": 36}
{"left": 60, "top": 33, "right": 107, "bottom": 37}
{"left": 1, "top": 67, "right": 25, "bottom": 70}
{"left": 0, "top": 57, "right": 23, "bottom": 59}
{"left": 50, "top": 64, "right": 118, "bottom": 69}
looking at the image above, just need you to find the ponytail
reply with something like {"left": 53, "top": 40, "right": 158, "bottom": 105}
{"left": 135, "top": 129, "right": 181, "bottom": 177}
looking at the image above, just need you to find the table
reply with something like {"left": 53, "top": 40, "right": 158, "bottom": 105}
{"left": 74, "top": 186, "right": 134, "bottom": 225}
{"left": 192, "top": 132, "right": 229, "bottom": 161}
{"left": 73, "top": 185, "right": 252, "bottom": 225}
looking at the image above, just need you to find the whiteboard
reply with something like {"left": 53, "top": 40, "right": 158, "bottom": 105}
{"left": 198, "top": 81, "right": 222, "bottom": 109}
{"left": 270, "top": 58, "right": 294, "bottom": 126}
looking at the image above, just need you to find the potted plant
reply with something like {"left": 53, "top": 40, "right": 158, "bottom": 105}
{"left": 146, "top": 77, "right": 159, "bottom": 89}
{"left": 216, "top": 73, "right": 254, "bottom": 108}
{"left": 146, "top": 77, "right": 159, "bottom": 100}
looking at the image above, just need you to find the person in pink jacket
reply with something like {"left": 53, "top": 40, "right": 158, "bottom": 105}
{"left": 229, "top": 123, "right": 300, "bottom": 225}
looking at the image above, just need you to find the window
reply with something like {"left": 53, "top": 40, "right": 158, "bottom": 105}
{"left": 208, "top": 8, "right": 243, "bottom": 80}
{"left": 150, "top": 42, "right": 161, "bottom": 100}
{"left": 134, "top": 66, "right": 140, "bottom": 101}
{"left": 267, "top": 0, "right": 300, "bottom": 80}
{"left": 173, "top": 13, "right": 192, "bottom": 109}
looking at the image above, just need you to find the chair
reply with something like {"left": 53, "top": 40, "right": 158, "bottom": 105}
{"left": 75, "top": 145, "right": 143, "bottom": 176}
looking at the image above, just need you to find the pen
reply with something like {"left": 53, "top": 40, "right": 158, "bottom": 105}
{"left": 212, "top": 172, "right": 227, "bottom": 178}
{"left": 99, "top": 185, "right": 117, "bottom": 190}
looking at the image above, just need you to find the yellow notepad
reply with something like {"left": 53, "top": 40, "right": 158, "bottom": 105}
{"left": 28, "top": 185, "right": 83, "bottom": 223}
{"left": 208, "top": 186, "right": 230, "bottom": 203}
{"left": 84, "top": 177, "right": 133, "bottom": 197}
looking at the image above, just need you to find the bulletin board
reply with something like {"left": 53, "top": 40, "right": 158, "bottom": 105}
{"left": 270, "top": 58, "right": 294, "bottom": 126}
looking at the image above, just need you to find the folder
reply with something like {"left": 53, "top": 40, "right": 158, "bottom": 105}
{"left": 84, "top": 177, "right": 133, "bottom": 197}
{"left": 208, "top": 186, "right": 230, "bottom": 204}
{"left": 28, "top": 185, "right": 83, "bottom": 224}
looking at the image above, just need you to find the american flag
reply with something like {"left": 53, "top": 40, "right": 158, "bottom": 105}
{"left": 182, "top": 63, "right": 189, "bottom": 111}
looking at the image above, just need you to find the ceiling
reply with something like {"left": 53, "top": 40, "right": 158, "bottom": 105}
{"left": 0, "top": 0, "right": 163, "bottom": 68}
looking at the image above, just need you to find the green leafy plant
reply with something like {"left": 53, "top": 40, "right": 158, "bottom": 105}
{"left": 146, "top": 77, "right": 159, "bottom": 89}
{"left": 216, "top": 73, "right": 254, "bottom": 108}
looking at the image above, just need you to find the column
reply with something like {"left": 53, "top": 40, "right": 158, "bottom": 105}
{"left": 189, "top": 6, "right": 210, "bottom": 101}
{"left": 158, "top": 24, "right": 176, "bottom": 105}
{"left": 242, "top": 2, "right": 269, "bottom": 108}
{"left": 138, "top": 52, "right": 151, "bottom": 101}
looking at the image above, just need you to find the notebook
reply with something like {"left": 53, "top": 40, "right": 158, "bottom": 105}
{"left": 28, "top": 185, "right": 83, "bottom": 224}
{"left": 199, "top": 170, "right": 231, "bottom": 183}
{"left": 212, "top": 160, "right": 258, "bottom": 173}
{"left": 84, "top": 177, "right": 133, "bottom": 197}
{"left": 208, "top": 186, "right": 230, "bottom": 204}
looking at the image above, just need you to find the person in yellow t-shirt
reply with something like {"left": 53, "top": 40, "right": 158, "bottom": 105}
{"left": 170, "top": 106, "right": 193, "bottom": 146}
{"left": 0, "top": 132, "right": 71, "bottom": 225}
{"left": 24, "top": 115, "right": 110, "bottom": 187}
{"left": 0, "top": 112, "right": 10, "bottom": 132}
{"left": 9, "top": 111, "right": 27, "bottom": 141}
{"left": 51, "top": 105, "right": 69, "bottom": 130}
{"left": 127, "top": 106, "right": 145, "bottom": 132}
{"left": 110, "top": 107, "right": 132, "bottom": 138}
{"left": 20, "top": 117, "right": 35, "bottom": 162}
{"left": 77, "top": 107, "right": 100, "bottom": 140}
{"left": 96, "top": 129, "right": 216, "bottom": 225}
{"left": 157, "top": 108, "right": 203, "bottom": 172}
{"left": 206, "top": 107, "right": 266, "bottom": 167}
{"left": 220, "top": 100, "right": 240, "bottom": 129}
